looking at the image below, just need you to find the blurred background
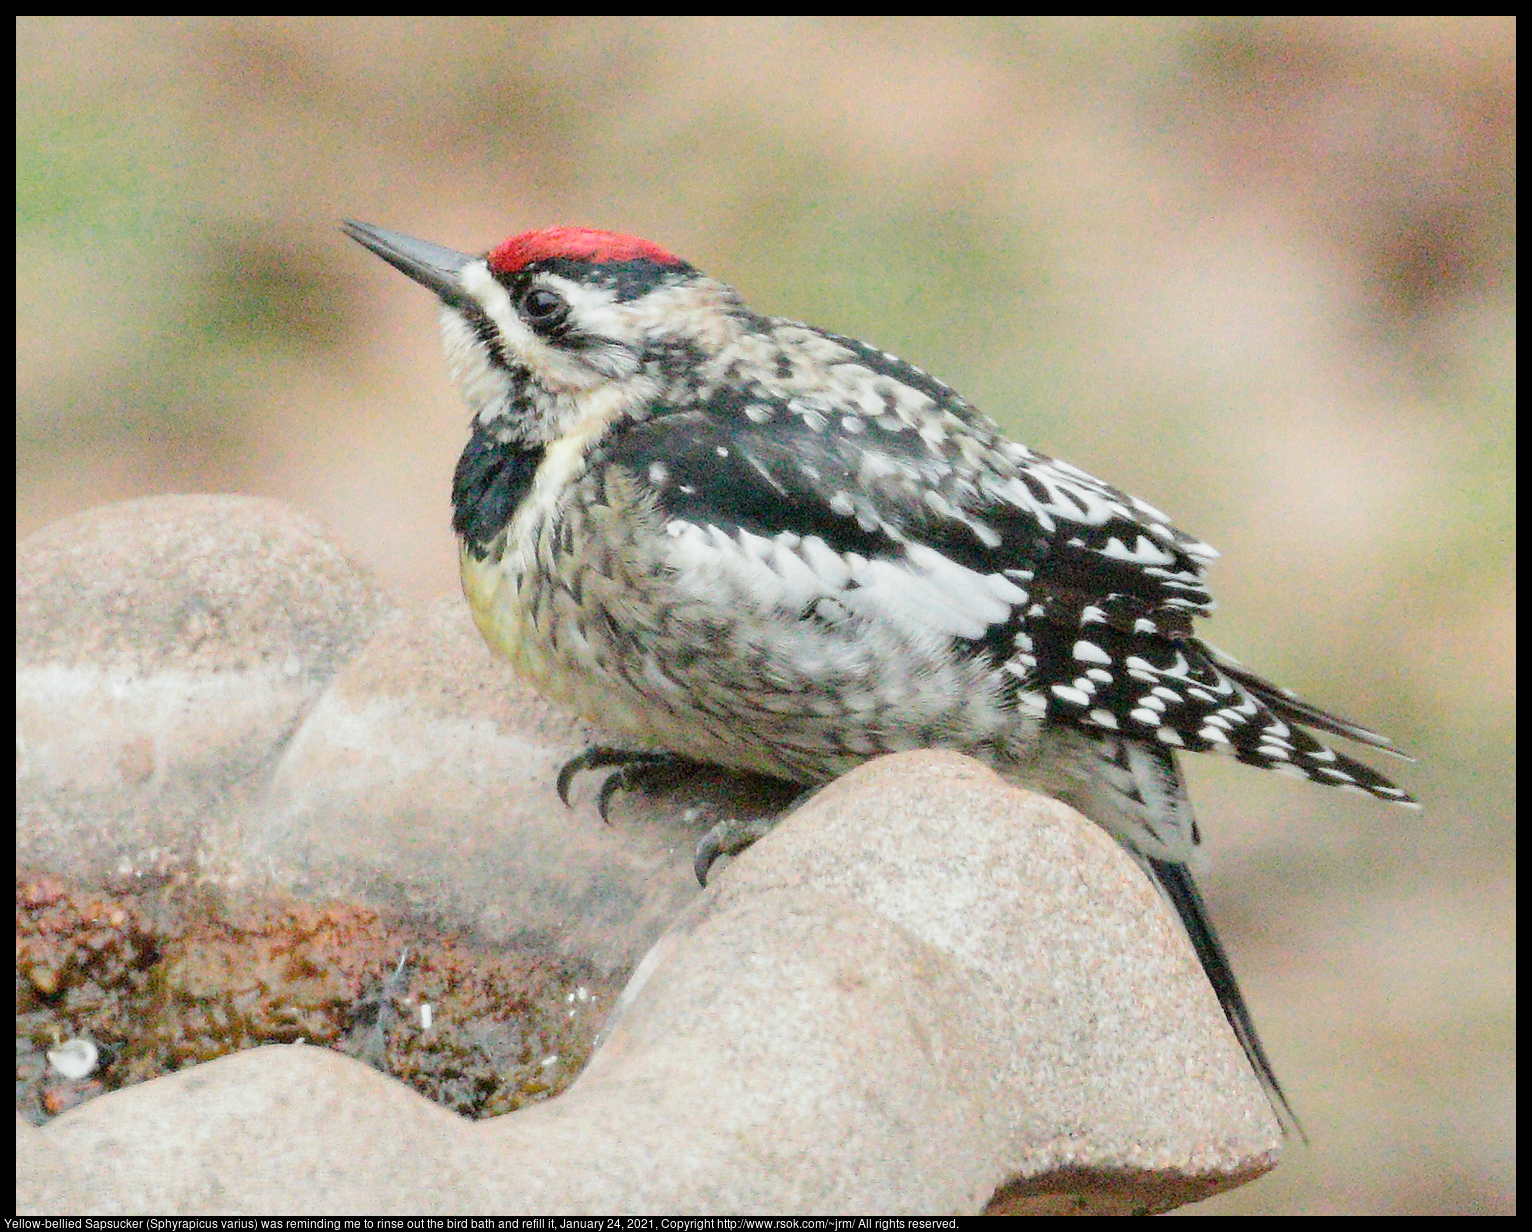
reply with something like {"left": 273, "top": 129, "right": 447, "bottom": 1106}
{"left": 16, "top": 16, "right": 1513, "bottom": 1213}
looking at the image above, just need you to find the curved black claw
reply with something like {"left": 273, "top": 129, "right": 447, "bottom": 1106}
{"left": 693, "top": 829, "right": 724, "bottom": 888}
{"left": 555, "top": 746, "right": 686, "bottom": 824}
{"left": 692, "top": 815, "right": 787, "bottom": 887}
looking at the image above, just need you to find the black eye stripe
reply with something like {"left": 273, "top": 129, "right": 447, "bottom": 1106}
{"left": 462, "top": 305, "right": 509, "bottom": 367}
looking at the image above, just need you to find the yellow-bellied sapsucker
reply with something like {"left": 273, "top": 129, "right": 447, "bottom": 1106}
{"left": 343, "top": 219, "right": 1417, "bottom": 1133}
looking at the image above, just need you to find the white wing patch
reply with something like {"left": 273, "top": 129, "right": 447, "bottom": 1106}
{"left": 663, "top": 521, "right": 1023, "bottom": 643}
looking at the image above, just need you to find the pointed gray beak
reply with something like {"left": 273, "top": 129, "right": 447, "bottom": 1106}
{"left": 341, "top": 220, "right": 478, "bottom": 311}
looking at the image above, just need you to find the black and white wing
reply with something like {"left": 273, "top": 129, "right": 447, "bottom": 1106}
{"left": 597, "top": 348, "right": 1416, "bottom": 810}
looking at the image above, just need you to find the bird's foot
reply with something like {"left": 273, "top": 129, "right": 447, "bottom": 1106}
{"left": 555, "top": 746, "right": 695, "bottom": 824}
{"left": 694, "top": 780, "right": 824, "bottom": 885}
{"left": 693, "top": 814, "right": 787, "bottom": 887}
{"left": 558, "top": 746, "right": 810, "bottom": 882}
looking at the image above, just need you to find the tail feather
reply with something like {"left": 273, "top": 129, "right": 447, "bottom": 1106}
{"left": 1149, "top": 857, "right": 1306, "bottom": 1141}
{"left": 1075, "top": 733, "right": 1303, "bottom": 1135}
{"left": 1204, "top": 649, "right": 1413, "bottom": 761}
{"left": 1042, "top": 620, "right": 1420, "bottom": 809}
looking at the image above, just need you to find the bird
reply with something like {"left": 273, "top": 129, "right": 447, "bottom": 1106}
{"left": 342, "top": 219, "right": 1417, "bottom": 1134}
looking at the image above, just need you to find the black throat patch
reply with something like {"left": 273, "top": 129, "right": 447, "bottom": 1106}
{"left": 452, "top": 424, "right": 547, "bottom": 559}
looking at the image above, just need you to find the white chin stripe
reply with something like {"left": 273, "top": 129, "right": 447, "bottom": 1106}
{"left": 459, "top": 259, "right": 526, "bottom": 349}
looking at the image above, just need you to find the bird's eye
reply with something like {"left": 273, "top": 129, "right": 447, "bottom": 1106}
{"left": 521, "top": 287, "right": 568, "bottom": 328}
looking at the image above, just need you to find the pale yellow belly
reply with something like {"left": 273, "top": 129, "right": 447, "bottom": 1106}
{"left": 459, "top": 542, "right": 680, "bottom": 750}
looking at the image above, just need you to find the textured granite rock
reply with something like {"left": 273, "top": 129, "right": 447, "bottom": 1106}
{"left": 16, "top": 495, "right": 396, "bottom": 881}
{"left": 15, "top": 496, "right": 1282, "bottom": 1214}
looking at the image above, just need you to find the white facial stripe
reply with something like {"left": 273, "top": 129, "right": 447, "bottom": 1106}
{"left": 459, "top": 263, "right": 644, "bottom": 394}
{"left": 459, "top": 259, "right": 528, "bottom": 351}
{"left": 552, "top": 275, "right": 632, "bottom": 342}
{"left": 462, "top": 260, "right": 632, "bottom": 347}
